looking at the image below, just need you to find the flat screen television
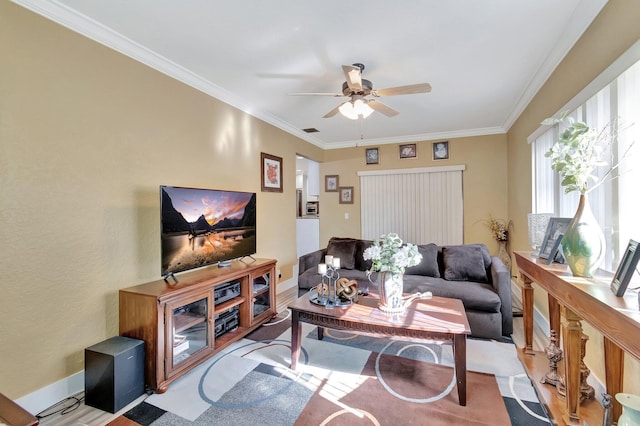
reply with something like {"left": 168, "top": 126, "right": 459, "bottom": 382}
{"left": 160, "top": 185, "right": 256, "bottom": 277}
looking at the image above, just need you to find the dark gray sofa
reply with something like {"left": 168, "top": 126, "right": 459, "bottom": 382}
{"left": 297, "top": 237, "right": 513, "bottom": 340}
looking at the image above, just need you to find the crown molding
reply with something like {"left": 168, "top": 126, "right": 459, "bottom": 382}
{"left": 322, "top": 126, "right": 506, "bottom": 150}
{"left": 501, "top": 0, "right": 608, "bottom": 131}
{"left": 11, "top": 0, "right": 326, "bottom": 148}
{"left": 12, "top": 0, "right": 602, "bottom": 151}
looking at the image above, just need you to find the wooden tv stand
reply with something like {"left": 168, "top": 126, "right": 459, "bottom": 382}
{"left": 119, "top": 258, "right": 277, "bottom": 392}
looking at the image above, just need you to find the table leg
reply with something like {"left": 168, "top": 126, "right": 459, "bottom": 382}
{"left": 561, "top": 306, "right": 583, "bottom": 424}
{"left": 453, "top": 334, "right": 467, "bottom": 406}
{"left": 604, "top": 337, "right": 624, "bottom": 422}
{"left": 291, "top": 310, "right": 301, "bottom": 370}
{"left": 317, "top": 327, "right": 324, "bottom": 340}
{"left": 521, "top": 276, "right": 535, "bottom": 354}
{"left": 548, "top": 294, "right": 560, "bottom": 339}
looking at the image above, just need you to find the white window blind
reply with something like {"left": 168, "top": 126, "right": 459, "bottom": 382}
{"left": 358, "top": 166, "right": 465, "bottom": 245}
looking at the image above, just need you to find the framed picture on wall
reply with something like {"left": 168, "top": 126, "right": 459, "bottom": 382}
{"left": 399, "top": 143, "right": 417, "bottom": 159}
{"left": 366, "top": 148, "right": 379, "bottom": 164}
{"left": 325, "top": 175, "right": 339, "bottom": 192}
{"left": 610, "top": 239, "right": 640, "bottom": 296}
{"left": 339, "top": 186, "right": 354, "bottom": 204}
{"left": 539, "top": 217, "right": 571, "bottom": 259}
{"left": 260, "top": 152, "right": 283, "bottom": 192}
{"left": 433, "top": 141, "right": 449, "bottom": 160}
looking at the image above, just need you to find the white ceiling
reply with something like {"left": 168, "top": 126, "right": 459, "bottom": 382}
{"left": 16, "top": 0, "right": 607, "bottom": 149}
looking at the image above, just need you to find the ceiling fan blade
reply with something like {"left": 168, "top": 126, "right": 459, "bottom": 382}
{"left": 372, "top": 83, "right": 432, "bottom": 97}
{"left": 342, "top": 65, "right": 362, "bottom": 92}
{"left": 368, "top": 99, "right": 399, "bottom": 117}
{"left": 289, "top": 92, "right": 345, "bottom": 97}
{"left": 323, "top": 103, "right": 344, "bottom": 118}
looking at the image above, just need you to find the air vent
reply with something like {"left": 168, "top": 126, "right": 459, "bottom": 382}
{"left": 302, "top": 128, "right": 319, "bottom": 133}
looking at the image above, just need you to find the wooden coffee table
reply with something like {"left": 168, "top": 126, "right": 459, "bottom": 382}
{"left": 289, "top": 292, "right": 472, "bottom": 405}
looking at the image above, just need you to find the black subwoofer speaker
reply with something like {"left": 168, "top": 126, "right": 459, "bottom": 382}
{"left": 84, "top": 336, "right": 145, "bottom": 413}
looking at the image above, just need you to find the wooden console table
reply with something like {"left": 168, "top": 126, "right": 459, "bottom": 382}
{"left": 515, "top": 251, "right": 640, "bottom": 425}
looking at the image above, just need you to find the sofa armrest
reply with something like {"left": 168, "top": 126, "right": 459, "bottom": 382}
{"left": 490, "top": 256, "right": 513, "bottom": 336}
{"left": 298, "top": 248, "right": 327, "bottom": 276}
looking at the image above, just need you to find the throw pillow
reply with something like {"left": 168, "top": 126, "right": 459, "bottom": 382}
{"left": 355, "top": 240, "right": 373, "bottom": 271}
{"left": 404, "top": 243, "right": 440, "bottom": 277}
{"left": 326, "top": 239, "right": 358, "bottom": 269}
{"left": 442, "top": 245, "right": 488, "bottom": 282}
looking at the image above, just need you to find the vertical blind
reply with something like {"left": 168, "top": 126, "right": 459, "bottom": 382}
{"left": 358, "top": 165, "right": 465, "bottom": 245}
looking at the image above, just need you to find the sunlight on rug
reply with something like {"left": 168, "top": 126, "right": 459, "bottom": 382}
{"left": 113, "top": 310, "right": 550, "bottom": 426}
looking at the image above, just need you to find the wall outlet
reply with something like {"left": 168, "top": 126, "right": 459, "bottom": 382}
{"left": 344, "top": 212, "right": 349, "bottom": 220}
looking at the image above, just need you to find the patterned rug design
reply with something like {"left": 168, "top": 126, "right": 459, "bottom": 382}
{"left": 112, "top": 310, "right": 550, "bottom": 425}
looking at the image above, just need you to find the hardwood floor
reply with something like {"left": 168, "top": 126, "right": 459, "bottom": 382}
{"left": 36, "top": 286, "right": 545, "bottom": 426}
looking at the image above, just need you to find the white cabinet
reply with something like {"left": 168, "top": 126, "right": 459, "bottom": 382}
{"left": 296, "top": 218, "right": 320, "bottom": 258}
{"left": 306, "top": 160, "right": 319, "bottom": 196}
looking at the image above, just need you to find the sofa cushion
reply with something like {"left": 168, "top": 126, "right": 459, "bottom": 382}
{"left": 442, "top": 245, "right": 488, "bottom": 283}
{"left": 355, "top": 239, "right": 374, "bottom": 271}
{"left": 405, "top": 243, "right": 440, "bottom": 277}
{"left": 402, "top": 275, "right": 501, "bottom": 313}
{"left": 326, "top": 238, "right": 358, "bottom": 269}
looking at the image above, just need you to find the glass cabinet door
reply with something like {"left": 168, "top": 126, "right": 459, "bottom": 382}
{"left": 252, "top": 271, "right": 272, "bottom": 319}
{"left": 167, "top": 294, "right": 211, "bottom": 371}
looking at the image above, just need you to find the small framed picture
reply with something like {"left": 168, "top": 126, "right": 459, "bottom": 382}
{"left": 610, "top": 239, "right": 640, "bottom": 296}
{"left": 260, "top": 152, "right": 283, "bottom": 192}
{"left": 339, "top": 186, "right": 354, "bottom": 204}
{"left": 399, "top": 143, "right": 417, "bottom": 159}
{"left": 325, "top": 175, "right": 339, "bottom": 192}
{"left": 366, "top": 148, "right": 379, "bottom": 165}
{"left": 545, "top": 234, "right": 565, "bottom": 265}
{"left": 539, "top": 217, "right": 571, "bottom": 259}
{"left": 433, "top": 141, "right": 449, "bottom": 160}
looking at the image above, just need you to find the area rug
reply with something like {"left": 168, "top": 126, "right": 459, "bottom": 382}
{"left": 112, "top": 310, "right": 550, "bottom": 425}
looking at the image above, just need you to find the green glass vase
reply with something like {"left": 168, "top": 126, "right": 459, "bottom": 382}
{"left": 561, "top": 194, "right": 605, "bottom": 277}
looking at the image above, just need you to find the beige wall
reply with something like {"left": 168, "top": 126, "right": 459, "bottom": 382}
{"left": 0, "top": 2, "right": 321, "bottom": 398}
{"left": 318, "top": 135, "right": 509, "bottom": 250}
{"left": 3, "top": 0, "right": 639, "bottom": 402}
{"left": 507, "top": 0, "right": 640, "bottom": 393}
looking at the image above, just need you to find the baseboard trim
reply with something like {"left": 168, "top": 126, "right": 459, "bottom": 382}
{"left": 15, "top": 371, "right": 84, "bottom": 415}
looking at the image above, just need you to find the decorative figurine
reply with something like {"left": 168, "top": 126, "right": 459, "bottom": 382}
{"left": 542, "top": 330, "right": 563, "bottom": 386}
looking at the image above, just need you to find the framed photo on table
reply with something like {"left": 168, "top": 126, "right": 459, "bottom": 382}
{"left": 539, "top": 217, "right": 571, "bottom": 259}
{"left": 260, "top": 152, "right": 283, "bottom": 192}
{"left": 545, "top": 233, "right": 565, "bottom": 265}
{"left": 610, "top": 239, "right": 640, "bottom": 296}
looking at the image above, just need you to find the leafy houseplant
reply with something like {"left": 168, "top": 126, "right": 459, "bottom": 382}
{"left": 363, "top": 233, "right": 423, "bottom": 312}
{"left": 543, "top": 115, "right": 620, "bottom": 195}
{"left": 363, "top": 233, "right": 422, "bottom": 275}
{"left": 541, "top": 113, "right": 632, "bottom": 276}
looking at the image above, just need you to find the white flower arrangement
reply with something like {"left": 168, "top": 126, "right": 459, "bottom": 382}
{"left": 363, "top": 232, "right": 422, "bottom": 275}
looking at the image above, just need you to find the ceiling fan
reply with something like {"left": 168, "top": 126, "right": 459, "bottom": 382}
{"left": 290, "top": 63, "right": 431, "bottom": 120}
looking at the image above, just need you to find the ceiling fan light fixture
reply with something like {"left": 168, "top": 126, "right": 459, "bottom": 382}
{"left": 339, "top": 97, "right": 374, "bottom": 120}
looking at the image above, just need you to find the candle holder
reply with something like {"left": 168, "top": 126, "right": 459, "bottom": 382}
{"left": 315, "top": 257, "right": 341, "bottom": 307}
{"left": 325, "top": 260, "right": 340, "bottom": 307}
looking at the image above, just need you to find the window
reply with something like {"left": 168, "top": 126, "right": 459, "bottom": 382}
{"left": 531, "top": 58, "right": 640, "bottom": 270}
